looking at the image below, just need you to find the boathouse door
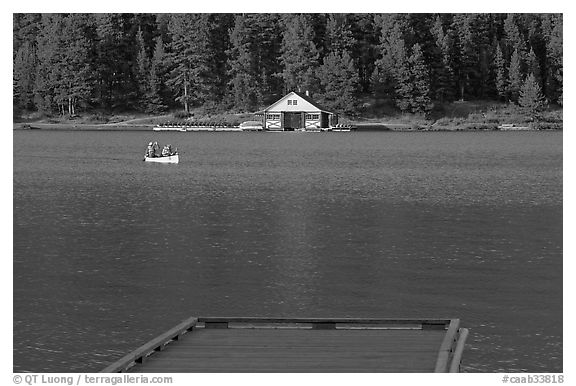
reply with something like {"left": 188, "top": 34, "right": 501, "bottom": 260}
{"left": 283, "top": 112, "right": 302, "bottom": 130}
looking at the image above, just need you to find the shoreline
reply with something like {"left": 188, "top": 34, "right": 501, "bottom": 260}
{"left": 13, "top": 122, "right": 562, "bottom": 132}
{"left": 13, "top": 122, "right": 151, "bottom": 131}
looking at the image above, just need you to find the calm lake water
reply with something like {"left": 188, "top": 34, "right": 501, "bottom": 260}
{"left": 13, "top": 130, "right": 562, "bottom": 373}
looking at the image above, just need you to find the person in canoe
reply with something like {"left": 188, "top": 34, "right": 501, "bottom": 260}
{"left": 145, "top": 142, "right": 154, "bottom": 158}
{"left": 145, "top": 141, "right": 162, "bottom": 158}
{"left": 162, "top": 144, "right": 176, "bottom": 157}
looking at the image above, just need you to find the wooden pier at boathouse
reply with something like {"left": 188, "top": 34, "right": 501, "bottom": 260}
{"left": 101, "top": 317, "right": 469, "bottom": 373}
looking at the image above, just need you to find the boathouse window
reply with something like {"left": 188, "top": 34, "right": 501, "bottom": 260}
{"left": 305, "top": 114, "right": 319, "bottom": 120}
{"left": 287, "top": 99, "right": 297, "bottom": 105}
{"left": 287, "top": 100, "right": 292, "bottom": 105}
{"left": 266, "top": 114, "right": 280, "bottom": 120}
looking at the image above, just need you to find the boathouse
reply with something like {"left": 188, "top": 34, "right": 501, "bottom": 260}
{"left": 256, "top": 91, "right": 338, "bottom": 131}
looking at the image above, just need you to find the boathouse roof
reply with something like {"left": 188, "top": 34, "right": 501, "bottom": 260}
{"left": 256, "top": 91, "right": 333, "bottom": 114}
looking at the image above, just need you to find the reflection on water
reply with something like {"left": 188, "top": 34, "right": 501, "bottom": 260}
{"left": 13, "top": 131, "right": 562, "bottom": 372}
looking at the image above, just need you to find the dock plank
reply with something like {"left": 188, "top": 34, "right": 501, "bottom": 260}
{"left": 100, "top": 317, "right": 468, "bottom": 373}
{"left": 132, "top": 352, "right": 438, "bottom": 372}
{"left": 126, "top": 326, "right": 445, "bottom": 373}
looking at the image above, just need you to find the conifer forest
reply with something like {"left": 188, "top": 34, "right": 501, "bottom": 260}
{"left": 13, "top": 13, "right": 563, "bottom": 119}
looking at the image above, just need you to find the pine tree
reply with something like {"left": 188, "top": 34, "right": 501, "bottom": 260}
{"left": 373, "top": 14, "right": 409, "bottom": 99}
{"left": 430, "top": 15, "right": 454, "bottom": 102}
{"left": 504, "top": 14, "right": 526, "bottom": 62}
{"left": 527, "top": 46, "right": 541, "bottom": 87}
{"left": 13, "top": 41, "right": 37, "bottom": 111}
{"left": 225, "top": 14, "right": 284, "bottom": 111}
{"left": 318, "top": 50, "right": 359, "bottom": 115}
{"left": 207, "top": 14, "right": 234, "bottom": 108}
{"left": 408, "top": 43, "right": 433, "bottom": 115}
{"left": 60, "top": 14, "right": 98, "bottom": 115}
{"left": 33, "top": 14, "right": 98, "bottom": 115}
{"left": 33, "top": 14, "right": 64, "bottom": 113}
{"left": 471, "top": 14, "right": 494, "bottom": 98}
{"left": 349, "top": 14, "right": 378, "bottom": 93}
{"left": 394, "top": 54, "right": 412, "bottom": 113}
{"left": 321, "top": 13, "right": 361, "bottom": 113}
{"left": 494, "top": 42, "right": 508, "bottom": 100}
{"left": 519, "top": 73, "right": 546, "bottom": 116}
{"left": 166, "top": 14, "right": 203, "bottom": 113}
{"left": 145, "top": 35, "right": 168, "bottom": 113}
{"left": 279, "top": 14, "right": 320, "bottom": 94}
{"left": 391, "top": 38, "right": 411, "bottom": 112}
{"left": 13, "top": 14, "right": 41, "bottom": 54}
{"left": 13, "top": 14, "right": 41, "bottom": 113}
{"left": 508, "top": 48, "right": 522, "bottom": 102}
{"left": 325, "top": 14, "right": 355, "bottom": 54}
{"left": 226, "top": 14, "right": 258, "bottom": 111}
{"left": 166, "top": 14, "right": 232, "bottom": 113}
{"left": 450, "top": 14, "right": 476, "bottom": 100}
{"left": 249, "top": 14, "right": 284, "bottom": 106}
{"left": 542, "top": 14, "right": 562, "bottom": 105}
{"left": 135, "top": 27, "right": 150, "bottom": 103}
{"left": 94, "top": 13, "right": 140, "bottom": 110}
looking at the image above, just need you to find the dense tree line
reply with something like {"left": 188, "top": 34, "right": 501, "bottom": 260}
{"left": 13, "top": 13, "right": 562, "bottom": 118}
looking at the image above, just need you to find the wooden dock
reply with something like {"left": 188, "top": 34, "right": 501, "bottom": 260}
{"left": 101, "top": 317, "right": 469, "bottom": 373}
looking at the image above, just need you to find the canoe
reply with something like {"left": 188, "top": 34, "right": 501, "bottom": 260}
{"left": 497, "top": 123, "right": 531, "bottom": 131}
{"left": 153, "top": 126, "right": 186, "bottom": 132}
{"left": 144, "top": 154, "right": 179, "bottom": 164}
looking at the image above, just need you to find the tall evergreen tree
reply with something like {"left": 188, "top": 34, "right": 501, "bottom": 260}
{"left": 349, "top": 14, "right": 379, "bottom": 93}
{"left": 450, "top": 14, "right": 476, "bottom": 100}
{"left": 13, "top": 14, "right": 41, "bottom": 113}
{"left": 504, "top": 13, "right": 527, "bottom": 62}
{"left": 33, "top": 14, "right": 64, "bottom": 113}
{"left": 494, "top": 42, "right": 508, "bottom": 101}
{"left": 393, "top": 54, "right": 412, "bottom": 113}
{"left": 249, "top": 14, "right": 284, "bottom": 106}
{"left": 135, "top": 27, "right": 150, "bottom": 103}
{"left": 145, "top": 35, "right": 168, "bottom": 113}
{"left": 318, "top": 50, "right": 359, "bottom": 115}
{"left": 33, "top": 14, "right": 97, "bottom": 115}
{"left": 226, "top": 14, "right": 258, "bottom": 111}
{"left": 373, "top": 14, "right": 409, "bottom": 98}
{"left": 166, "top": 14, "right": 232, "bottom": 113}
{"left": 527, "top": 46, "right": 541, "bottom": 87}
{"left": 65, "top": 14, "right": 98, "bottom": 115}
{"left": 508, "top": 48, "right": 522, "bottom": 102}
{"left": 225, "top": 13, "right": 284, "bottom": 110}
{"left": 13, "top": 13, "right": 41, "bottom": 55}
{"left": 279, "top": 14, "right": 320, "bottom": 94}
{"left": 471, "top": 14, "right": 494, "bottom": 98}
{"left": 430, "top": 15, "right": 454, "bottom": 102}
{"left": 408, "top": 43, "right": 433, "bottom": 115}
{"left": 165, "top": 14, "right": 203, "bottom": 113}
{"left": 208, "top": 14, "right": 234, "bottom": 107}
{"left": 13, "top": 41, "right": 36, "bottom": 111}
{"left": 95, "top": 13, "right": 140, "bottom": 110}
{"left": 519, "top": 73, "right": 546, "bottom": 116}
{"left": 325, "top": 14, "right": 355, "bottom": 54}
{"left": 542, "top": 14, "right": 562, "bottom": 105}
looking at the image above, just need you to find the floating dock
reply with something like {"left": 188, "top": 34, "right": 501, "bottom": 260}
{"left": 101, "top": 317, "right": 468, "bottom": 373}
{"left": 153, "top": 125, "right": 243, "bottom": 132}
